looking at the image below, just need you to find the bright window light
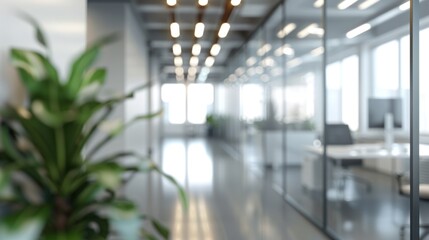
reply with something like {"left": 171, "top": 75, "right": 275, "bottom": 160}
{"left": 192, "top": 43, "right": 201, "bottom": 56}
{"left": 188, "top": 84, "right": 214, "bottom": 124}
{"left": 210, "top": 44, "right": 221, "bottom": 56}
{"left": 218, "top": 23, "right": 230, "bottom": 38}
{"left": 170, "top": 22, "right": 180, "bottom": 38}
{"left": 195, "top": 22, "right": 205, "bottom": 38}
{"left": 172, "top": 43, "right": 182, "bottom": 55}
{"left": 338, "top": 0, "right": 358, "bottom": 10}
{"left": 161, "top": 84, "right": 186, "bottom": 124}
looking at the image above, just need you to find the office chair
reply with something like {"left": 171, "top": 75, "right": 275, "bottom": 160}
{"left": 325, "top": 124, "right": 371, "bottom": 197}
{"left": 397, "top": 159, "right": 429, "bottom": 239}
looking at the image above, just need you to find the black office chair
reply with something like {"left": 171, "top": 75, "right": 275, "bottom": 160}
{"left": 325, "top": 124, "right": 371, "bottom": 195}
{"left": 397, "top": 159, "right": 429, "bottom": 239}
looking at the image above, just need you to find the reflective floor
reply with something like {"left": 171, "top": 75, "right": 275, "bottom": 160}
{"left": 126, "top": 138, "right": 328, "bottom": 240}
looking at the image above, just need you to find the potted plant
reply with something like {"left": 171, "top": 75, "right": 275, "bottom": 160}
{"left": 0, "top": 16, "right": 186, "bottom": 240}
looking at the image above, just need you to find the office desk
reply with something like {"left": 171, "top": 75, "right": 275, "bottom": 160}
{"left": 302, "top": 143, "right": 429, "bottom": 191}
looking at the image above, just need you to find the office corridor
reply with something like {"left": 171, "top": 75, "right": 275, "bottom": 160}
{"left": 129, "top": 138, "right": 328, "bottom": 240}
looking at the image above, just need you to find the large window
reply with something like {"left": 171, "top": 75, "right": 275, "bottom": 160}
{"left": 161, "top": 84, "right": 186, "bottom": 124}
{"left": 326, "top": 55, "right": 359, "bottom": 131}
{"left": 161, "top": 83, "right": 213, "bottom": 125}
{"left": 373, "top": 40, "right": 400, "bottom": 97}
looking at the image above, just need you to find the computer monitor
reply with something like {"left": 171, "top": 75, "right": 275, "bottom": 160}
{"left": 368, "top": 98, "right": 402, "bottom": 129}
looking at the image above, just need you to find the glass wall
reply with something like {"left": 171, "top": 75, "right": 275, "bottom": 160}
{"left": 283, "top": 0, "right": 324, "bottom": 224}
{"left": 215, "top": 0, "right": 427, "bottom": 239}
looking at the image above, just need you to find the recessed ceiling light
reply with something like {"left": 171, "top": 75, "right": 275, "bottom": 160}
{"left": 310, "top": 47, "right": 324, "bottom": 56}
{"left": 174, "top": 57, "right": 183, "bottom": 67}
{"left": 246, "top": 57, "right": 257, "bottom": 66}
{"left": 231, "top": 0, "right": 241, "bottom": 6}
{"left": 188, "top": 66, "right": 197, "bottom": 76}
{"left": 358, "top": 0, "right": 379, "bottom": 10}
{"left": 277, "top": 23, "right": 296, "bottom": 38}
{"left": 338, "top": 0, "right": 358, "bottom": 10}
{"left": 346, "top": 23, "right": 371, "bottom": 38}
{"left": 190, "top": 56, "right": 199, "bottom": 67}
{"left": 175, "top": 67, "right": 184, "bottom": 75}
{"left": 172, "top": 43, "right": 181, "bottom": 55}
{"left": 205, "top": 56, "right": 215, "bottom": 67}
{"left": 287, "top": 58, "right": 302, "bottom": 68}
{"left": 399, "top": 1, "right": 410, "bottom": 11}
{"left": 314, "top": 0, "right": 324, "bottom": 8}
{"left": 210, "top": 44, "right": 221, "bottom": 56}
{"left": 218, "top": 23, "right": 230, "bottom": 38}
{"left": 195, "top": 22, "right": 205, "bottom": 38}
{"left": 170, "top": 22, "right": 180, "bottom": 38}
{"left": 297, "top": 23, "right": 318, "bottom": 38}
{"left": 198, "top": 0, "right": 208, "bottom": 6}
{"left": 167, "top": 0, "right": 177, "bottom": 7}
{"left": 192, "top": 43, "right": 201, "bottom": 56}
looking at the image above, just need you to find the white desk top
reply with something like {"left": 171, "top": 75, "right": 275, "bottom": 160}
{"left": 306, "top": 143, "right": 429, "bottom": 160}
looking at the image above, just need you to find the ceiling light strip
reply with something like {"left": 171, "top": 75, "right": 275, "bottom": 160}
{"left": 338, "top": 0, "right": 358, "bottom": 10}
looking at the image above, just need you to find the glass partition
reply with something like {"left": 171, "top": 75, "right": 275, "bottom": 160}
{"left": 420, "top": 1, "right": 429, "bottom": 239}
{"left": 216, "top": 0, "right": 426, "bottom": 239}
{"left": 284, "top": 0, "right": 323, "bottom": 224}
{"left": 326, "top": 1, "right": 410, "bottom": 239}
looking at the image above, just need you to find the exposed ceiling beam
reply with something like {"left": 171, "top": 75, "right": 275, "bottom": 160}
{"left": 138, "top": 4, "right": 223, "bottom": 15}
{"left": 150, "top": 40, "right": 243, "bottom": 49}
{"left": 145, "top": 22, "right": 254, "bottom": 31}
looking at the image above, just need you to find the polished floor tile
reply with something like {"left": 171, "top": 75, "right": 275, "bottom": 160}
{"left": 127, "top": 138, "right": 329, "bottom": 240}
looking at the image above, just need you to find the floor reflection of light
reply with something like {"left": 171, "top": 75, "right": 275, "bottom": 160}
{"left": 188, "top": 143, "right": 213, "bottom": 188}
{"left": 171, "top": 197, "right": 215, "bottom": 240}
{"left": 162, "top": 142, "right": 186, "bottom": 184}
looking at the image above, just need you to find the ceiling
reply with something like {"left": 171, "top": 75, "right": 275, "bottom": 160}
{"left": 131, "top": 0, "right": 427, "bottom": 84}
{"left": 134, "top": 0, "right": 280, "bottom": 83}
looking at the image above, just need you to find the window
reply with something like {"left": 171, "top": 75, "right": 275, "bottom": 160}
{"left": 187, "top": 84, "right": 214, "bottom": 124}
{"left": 161, "top": 83, "right": 213, "bottom": 125}
{"left": 373, "top": 40, "right": 399, "bottom": 97}
{"left": 326, "top": 55, "right": 359, "bottom": 131}
{"left": 161, "top": 84, "right": 186, "bottom": 124}
{"left": 240, "top": 84, "right": 264, "bottom": 122}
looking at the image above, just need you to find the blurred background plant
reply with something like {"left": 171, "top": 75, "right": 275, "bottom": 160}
{"left": 0, "top": 15, "right": 186, "bottom": 240}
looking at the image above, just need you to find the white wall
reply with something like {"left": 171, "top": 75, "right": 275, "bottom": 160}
{"left": 87, "top": 3, "right": 126, "bottom": 156}
{"left": 87, "top": 2, "right": 158, "bottom": 160}
{"left": 124, "top": 6, "right": 151, "bottom": 157}
{"left": 0, "top": 0, "right": 87, "bottom": 106}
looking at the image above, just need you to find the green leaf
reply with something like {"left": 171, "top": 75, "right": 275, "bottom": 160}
{"left": 18, "top": 12, "right": 49, "bottom": 49}
{"left": 141, "top": 228, "right": 158, "bottom": 240}
{"left": 86, "top": 109, "right": 163, "bottom": 159}
{"left": 76, "top": 182, "right": 101, "bottom": 205}
{"left": 152, "top": 166, "right": 188, "bottom": 211}
{"left": 66, "top": 35, "right": 116, "bottom": 97}
{"left": 108, "top": 200, "right": 141, "bottom": 240}
{"left": 89, "top": 162, "right": 124, "bottom": 190}
{"left": 151, "top": 219, "right": 170, "bottom": 240}
{"left": 0, "top": 206, "right": 49, "bottom": 240}
{"left": 0, "top": 122, "right": 24, "bottom": 164}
